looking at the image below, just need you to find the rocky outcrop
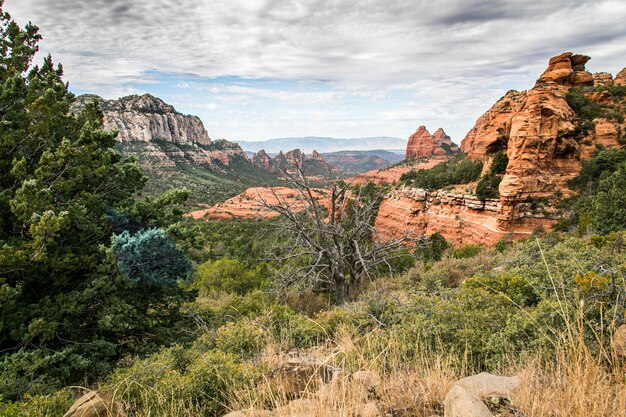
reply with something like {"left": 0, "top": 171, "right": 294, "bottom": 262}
{"left": 614, "top": 324, "right": 626, "bottom": 357}
{"left": 186, "top": 187, "right": 330, "bottom": 220}
{"left": 593, "top": 72, "right": 614, "bottom": 87}
{"left": 73, "top": 94, "right": 250, "bottom": 172}
{"left": 251, "top": 148, "right": 332, "bottom": 177}
{"left": 374, "top": 186, "right": 552, "bottom": 245}
{"left": 615, "top": 67, "right": 626, "bottom": 86}
{"left": 252, "top": 149, "right": 272, "bottom": 169}
{"left": 458, "top": 52, "right": 625, "bottom": 233}
{"left": 63, "top": 391, "right": 125, "bottom": 417}
{"left": 74, "top": 94, "right": 211, "bottom": 146}
{"left": 443, "top": 373, "right": 521, "bottom": 417}
{"left": 405, "top": 126, "right": 459, "bottom": 159}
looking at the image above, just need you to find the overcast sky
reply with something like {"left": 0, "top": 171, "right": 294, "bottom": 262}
{"left": 7, "top": 0, "right": 626, "bottom": 143}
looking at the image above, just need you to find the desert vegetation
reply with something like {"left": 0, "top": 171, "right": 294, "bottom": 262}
{"left": 2, "top": 4, "right": 626, "bottom": 417}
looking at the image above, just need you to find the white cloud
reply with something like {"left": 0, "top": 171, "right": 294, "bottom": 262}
{"left": 6, "top": 0, "right": 626, "bottom": 141}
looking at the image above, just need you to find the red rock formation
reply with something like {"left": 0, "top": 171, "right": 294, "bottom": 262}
{"left": 251, "top": 148, "right": 332, "bottom": 178}
{"left": 186, "top": 187, "right": 329, "bottom": 220}
{"left": 593, "top": 72, "right": 614, "bottom": 87}
{"left": 376, "top": 52, "right": 625, "bottom": 245}
{"left": 459, "top": 52, "right": 624, "bottom": 231}
{"left": 405, "top": 126, "right": 459, "bottom": 159}
{"left": 252, "top": 149, "right": 272, "bottom": 169}
{"left": 615, "top": 67, "right": 626, "bottom": 86}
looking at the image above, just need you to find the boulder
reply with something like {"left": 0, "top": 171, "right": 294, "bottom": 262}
{"left": 275, "top": 398, "right": 315, "bottom": 417}
{"left": 63, "top": 391, "right": 125, "bottom": 417}
{"left": 455, "top": 372, "right": 520, "bottom": 400}
{"left": 222, "top": 410, "right": 272, "bottom": 417}
{"left": 357, "top": 402, "right": 380, "bottom": 417}
{"left": 443, "top": 385, "right": 493, "bottom": 417}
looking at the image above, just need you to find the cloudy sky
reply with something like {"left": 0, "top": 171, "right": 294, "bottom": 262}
{"left": 7, "top": 0, "right": 626, "bottom": 143}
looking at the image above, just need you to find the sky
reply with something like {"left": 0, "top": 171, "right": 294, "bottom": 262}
{"left": 7, "top": 0, "right": 626, "bottom": 144}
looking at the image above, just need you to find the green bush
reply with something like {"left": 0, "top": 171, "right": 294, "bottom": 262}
{"left": 490, "top": 151, "right": 509, "bottom": 175}
{"left": 0, "top": 391, "right": 73, "bottom": 417}
{"left": 194, "top": 258, "right": 267, "bottom": 295}
{"left": 476, "top": 172, "right": 502, "bottom": 200}
{"left": 108, "top": 346, "right": 259, "bottom": 417}
{"left": 400, "top": 155, "right": 483, "bottom": 189}
{"left": 259, "top": 305, "right": 325, "bottom": 349}
{"left": 415, "top": 232, "right": 450, "bottom": 262}
{"left": 215, "top": 319, "right": 267, "bottom": 358}
{"left": 451, "top": 244, "right": 485, "bottom": 259}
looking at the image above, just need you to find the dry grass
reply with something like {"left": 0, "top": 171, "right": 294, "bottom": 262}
{"left": 223, "top": 323, "right": 626, "bottom": 417}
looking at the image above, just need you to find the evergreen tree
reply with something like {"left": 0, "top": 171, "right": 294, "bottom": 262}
{"left": 0, "top": 3, "right": 190, "bottom": 398}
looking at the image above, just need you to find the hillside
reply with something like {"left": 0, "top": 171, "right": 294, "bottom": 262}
{"left": 73, "top": 94, "right": 283, "bottom": 205}
{"left": 238, "top": 136, "right": 406, "bottom": 153}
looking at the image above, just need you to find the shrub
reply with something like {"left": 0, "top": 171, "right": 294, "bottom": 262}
{"left": 108, "top": 346, "right": 259, "bottom": 416}
{"left": 415, "top": 232, "right": 450, "bottom": 262}
{"left": 400, "top": 155, "right": 483, "bottom": 189}
{"left": 115, "top": 228, "right": 192, "bottom": 286}
{"left": 490, "top": 151, "right": 509, "bottom": 175}
{"left": 451, "top": 244, "right": 484, "bottom": 259}
{"left": 476, "top": 172, "right": 502, "bottom": 200}
{"left": 0, "top": 391, "right": 73, "bottom": 417}
{"left": 259, "top": 305, "right": 325, "bottom": 349}
{"left": 215, "top": 319, "right": 267, "bottom": 358}
{"left": 194, "top": 258, "right": 266, "bottom": 295}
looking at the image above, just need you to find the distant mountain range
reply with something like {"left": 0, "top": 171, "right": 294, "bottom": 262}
{"left": 237, "top": 136, "right": 406, "bottom": 154}
{"left": 322, "top": 150, "right": 405, "bottom": 176}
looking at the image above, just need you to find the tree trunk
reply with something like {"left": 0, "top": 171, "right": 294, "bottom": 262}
{"left": 335, "top": 277, "right": 346, "bottom": 305}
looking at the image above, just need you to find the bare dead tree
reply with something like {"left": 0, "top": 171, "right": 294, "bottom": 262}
{"left": 261, "top": 166, "right": 417, "bottom": 305}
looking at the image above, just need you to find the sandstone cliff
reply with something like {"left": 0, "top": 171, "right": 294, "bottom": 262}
{"left": 405, "top": 126, "right": 459, "bottom": 159}
{"left": 376, "top": 52, "right": 626, "bottom": 244}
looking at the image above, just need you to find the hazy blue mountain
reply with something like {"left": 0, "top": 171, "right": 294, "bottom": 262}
{"left": 237, "top": 136, "right": 406, "bottom": 154}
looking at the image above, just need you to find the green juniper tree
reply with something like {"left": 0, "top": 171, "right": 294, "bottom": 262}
{"left": 0, "top": 3, "right": 191, "bottom": 398}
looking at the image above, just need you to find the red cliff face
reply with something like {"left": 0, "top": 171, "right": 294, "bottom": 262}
{"left": 405, "top": 126, "right": 459, "bottom": 159}
{"left": 376, "top": 53, "right": 626, "bottom": 245}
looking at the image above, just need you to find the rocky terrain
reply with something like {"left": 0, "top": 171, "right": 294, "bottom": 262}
{"left": 251, "top": 149, "right": 332, "bottom": 178}
{"left": 73, "top": 94, "right": 282, "bottom": 205}
{"left": 186, "top": 186, "right": 329, "bottom": 220}
{"left": 374, "top": 52, "right": 626, "bottom": 244}
{"left": 405, "top": 126, "right": 459, "bottom": 159}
